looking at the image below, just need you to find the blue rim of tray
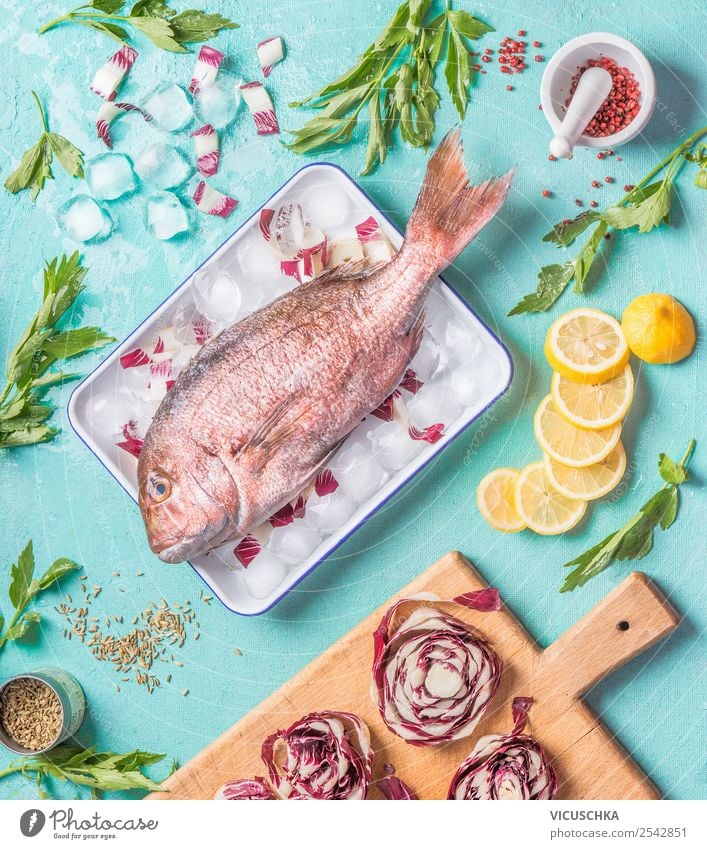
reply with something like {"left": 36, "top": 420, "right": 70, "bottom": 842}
{"left": 68, "top": 161, "right": 514, "bottom": 616}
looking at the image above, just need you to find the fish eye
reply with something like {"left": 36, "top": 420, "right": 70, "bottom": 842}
{"left": 148, "top": 474, "right": 172, "bottom": 504}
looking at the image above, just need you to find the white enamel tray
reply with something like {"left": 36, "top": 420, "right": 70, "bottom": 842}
{"left": 68, "top": 163, "right": 512, "bottom": 615}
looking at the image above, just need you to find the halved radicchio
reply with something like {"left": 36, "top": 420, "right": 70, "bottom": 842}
{"left": 371, "top": 591, "right": 502, "bottom": 746}
{"left": 214, "top": 777, "right": 276, "bottom": 800}
{"left": 448, "top": 697, "right": 558, "bottom": 800}
{"left": 261, "top": 710, "right": 373, "bottom": 800}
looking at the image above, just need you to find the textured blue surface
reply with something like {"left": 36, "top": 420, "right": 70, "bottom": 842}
{"left": 0, "top": 1, "right": 704, "bottom": 800}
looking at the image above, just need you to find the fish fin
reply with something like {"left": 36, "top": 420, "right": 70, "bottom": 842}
{"left": 405, "top": 308, "right": 426, "bottom": 354}
{"left": 404, "top": 128, "right": 513, "bottom": 271}
{"left": 300, "top": 259, "right": 386, "bottom": 289}
{"left": 239, "top": 399, "right": 307, "bottom": 472}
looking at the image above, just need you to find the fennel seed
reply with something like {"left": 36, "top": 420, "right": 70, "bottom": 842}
{"left": 0, "top": 678, "right": 62, "bottom": 751}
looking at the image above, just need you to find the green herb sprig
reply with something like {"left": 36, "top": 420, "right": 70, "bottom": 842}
{"left": 4, "top": 92, "right": 84, "bottom": 201}
{"left": 0, "top": 745, "right": 166, "bottom": 795}
{"left": 560, "top": 439, "right": 696, "bottom": 592}
{"left": 288, "top": 0, "right": 493, "bottom": 174}
{"left": 0, "top": 253, "right": 115, "bottom": 449}
{"left": 0, "top": 541, "right": 79, "bottom": 653}
{"left": 38, "top": 0, "right": 237, "bottom": 53}
{"left": 510, "top": 126, "right": 707, "bottom": 316}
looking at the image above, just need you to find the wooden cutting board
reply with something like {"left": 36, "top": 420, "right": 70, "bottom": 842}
{"left": 150, "top": 552, "right": 679, "bottom": 800}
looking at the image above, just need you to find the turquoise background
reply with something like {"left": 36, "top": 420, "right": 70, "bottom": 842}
{"left": 0, "top": 1, "right": 704, "bottom": 800}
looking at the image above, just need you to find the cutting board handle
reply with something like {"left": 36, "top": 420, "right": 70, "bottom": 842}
{"left": 538, "top": 572, "right": 680, "bottom": 699}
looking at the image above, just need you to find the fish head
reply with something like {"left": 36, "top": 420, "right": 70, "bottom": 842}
{"left": 137, "top": 435, "right": 239, "bottom": 564}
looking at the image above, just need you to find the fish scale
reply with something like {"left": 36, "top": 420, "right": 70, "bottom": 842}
{"left": 138, "top": 131, "right": 513, "bottom": 563}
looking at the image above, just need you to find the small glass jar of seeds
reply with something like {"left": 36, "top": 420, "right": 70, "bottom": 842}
{"left": 0, "top": 668, "right": 86, "bottom": 755}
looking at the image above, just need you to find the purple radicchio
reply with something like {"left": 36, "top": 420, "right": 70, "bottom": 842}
{"left": 261, "top": 710, "right": 373, "bottom": 800}
{"left": 371, "top": 590, "right": 502, "bottom": 746}
{"left": 448, "top": 697, "right": 558, "bottom": 800}
{"left": 377, "top": 775, "right": 418, "bottom": 799}
{"left": 214, "top": 777, "right": 276, "bottom": 800}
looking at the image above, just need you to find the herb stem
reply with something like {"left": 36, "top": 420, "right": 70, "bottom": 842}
{"left": 679, "top": 438, "right": 696, "bottom": 471}
{"left": 30, "top": 91, "right": 48, "bottom": 134}
{"left": 620, "top": 126, "right": 707, "bottom": 205}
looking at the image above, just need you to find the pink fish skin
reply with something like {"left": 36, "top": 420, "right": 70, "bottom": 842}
{"left": 138, "top": 130, "right": 513, "bottom": 563}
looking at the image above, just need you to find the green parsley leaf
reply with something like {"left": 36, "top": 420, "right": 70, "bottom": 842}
{"left": 92, "top": 0, "right": 125, "bottom": 12}
{"left": 3, "top": 611, "right": 41, "bottom": 642}
{"left": 129, "top": 0, "right": 174, "bottom": 16}
{"left": 508, "top": 262, "right": 574, "bottom": 315}
{"left": 168, "top": 10, "right": 238, "bottom": 43}
{"left": 8, "top": 540, "right": 35, "bottom": 611}
{"left": 603, "top": 180, "right": 672, "bottom": 232}
{"left": 444, "top": 25, "right": 471, "bottom": 120}
{"left": 543, "top": 211, "right": 602, "bottom": 247}
{"left": 560, "top": 440, "right": 696, "bottom": 591}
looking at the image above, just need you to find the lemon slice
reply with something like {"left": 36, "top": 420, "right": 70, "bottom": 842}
{"left": 514, "top": 462, "right": 587, "bottom": 535}
{"left": 545, "top": 308, "right": 630, "bottom": 384}
{"left": 534, "top": 395, "right": 621, "bottom": 467}
{"left": 551, "top": 365, "right": 634, "bottom": 430}
{"left": 543, "top": 442, "right": 626, "bottom": 501}
{"left": 477, "top": 468, "right": 526, "bottom": 532}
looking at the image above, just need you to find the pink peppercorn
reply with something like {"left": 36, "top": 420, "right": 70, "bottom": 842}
{"left": 597, "top": 152, "right": 605, "bottom": 159}
{"left": 533, "top": 40, "right": 541, "bottom": 47}
{"left": 604, "top": 233, "right": 611, "bottom": 240}
{"left": 482, "top": 55, "right": 491, "bottom": 62}
{"left": 542, "top": 189, "right": 552, "bottom": 197}
{"left": 591, "top": 180, "right": 601, "bottom": 188}
{"left": 518, "top": 29, "right": 526, "bottom": 36}
{"left": 548, "top": 154, "right": 556, "bottom": 160}
{"left": 624, "top": 184, "right": 635, "bottom": 192}
{"left": 605, "top": 176, "right": 614, "bottom": 183}
{"left": 507, "top": 84, "right": 513, "bottom": 90}
{"left": 575, "top": 198, "right": 582, "bottom": 206}
{"left": 590, "top": 200, "right": 599, "bottom": 207}
{"left": 534, "top": 55, "right": 544, "bottom": 62}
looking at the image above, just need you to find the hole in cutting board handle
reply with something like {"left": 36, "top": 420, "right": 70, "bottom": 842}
{"left": 616, "top": 620, "right": 630, "bottom": 631}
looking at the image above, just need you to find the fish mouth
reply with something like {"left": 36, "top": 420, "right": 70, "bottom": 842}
{"left": 152, "top": 536, "right": 205, "bottom": 564}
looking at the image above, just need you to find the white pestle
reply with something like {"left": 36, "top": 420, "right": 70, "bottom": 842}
{"left": 549, "top": 67, "right": 613, "bottom": 159}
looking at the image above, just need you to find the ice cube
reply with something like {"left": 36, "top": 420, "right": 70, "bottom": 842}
{"left": 134, "top": 143, "right": 191, "bottom": 189}
{"left": 267, "top": 523, "right": 321, "bottom": 564}
{"left": 470, "top": 355, "right": 505, "bottom": 400}
{"left": 86, "top": 390, "right": 123, "bottom": 436}
{"left": 171, "top": 343, "right": 201, "bottom": 375}
{"left": 84, "top": 153, "right": 136, "bottom": 201}
{"left": 410, "top": 330, "right": 446, "bottom": 381}
{"left": 372, "top": 421, "right": 425, "bottom": 470}
{"left": 144, "top": 84, "right": 193, "bottom": 132}
{"left": 132, "top": 398, "right": 160, "bottom": 437}
{"left": 193, "top": 73, "right": 243, "bottom": 130}
{"left": 304, "top": 489, "right": 358, "bottom": 535}
{"left": 273, "top": 202, "right": 308, "bottom": 257}
{"left": 146, "top": 191, "right": 189, "bottom": 240}
{"left": 192, "top": 268, "right": 242, "bottom": 323}
{"left": 407, "top": 383, "right": 462, "bottom": 428}
{"left": 243, "top": 551, "right": 288, "bottom": 599}
{"left": 448, "top": 362, "right": 479, "bottom": 407}
{"left": 426, "top": 300, "right": 459, "bottom": 345}
{"left": 118, "top": 364, "right": 151, "bottom": 402}
{"left": 236, "top": 235, "right": 282, "bottom": 280}
{"left": 330, "top": 441, "right": 389, "bottom": 503}
{"left": 171, "top": 302, "right": 211, "bottom": 346}
{"left": 57, "top": 194, "right": 113, "bottom": 243}
{"left": 300, "top": 183, "right": 353, "bottom": 229}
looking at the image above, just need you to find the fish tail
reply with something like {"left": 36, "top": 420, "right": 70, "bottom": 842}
{"left": 403, "top": 128, "right": 513, "bottom": 270}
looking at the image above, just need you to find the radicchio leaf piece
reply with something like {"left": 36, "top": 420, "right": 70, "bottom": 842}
{"left": 371, "top": 595, "right": 502, "bottom": 746}
{"left": 378, "top": 775, "right": 418, "bottom": 799}
{"left": 261, "top": 710, "right": 373, "bottom": 800}
{"left": 214, "top": 777, "right": 276, "bottom": 800}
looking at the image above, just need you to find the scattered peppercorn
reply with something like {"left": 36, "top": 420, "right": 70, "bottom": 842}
{"left": 575, "top": 198, "right": 583, "bottom": 206}
{"left": 548, "top": 153, "right": 556, "bottom": 160}
{"left": 597, "top": 152, "right": 605, "bottom": 159}
{"left": 604, "top": 233, "right": 611, "bottom": 240}
{"left": 533, "top": 40, "right": 541, "bottom": 47}
{"left": 591, "top": 180, "right": 601, "bottom": 188}
{"left": 517, "top": 29, "right": 526, "bottom": 36}
{"left": 542, "top": 189, "right": 552, "bottom": 197}
{"left": 605, "top": 176, "right": 614, "bottom": 183}
{"left": 590, "top": 200, "right": 599, "bottom": 207}
{"left": 624, "top": 184, "right": 634, "bottom": 192}
{"left": 507, "top": 84, "right": 513, "bottom": 91}
{"left": 534, "top": 55, "right": 544, "bottom": 62}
